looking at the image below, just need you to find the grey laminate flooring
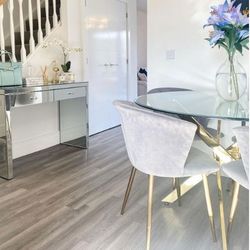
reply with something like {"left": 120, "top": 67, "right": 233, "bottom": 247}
{"left": 0, "top": 127, "right": 248, "bottom": 250}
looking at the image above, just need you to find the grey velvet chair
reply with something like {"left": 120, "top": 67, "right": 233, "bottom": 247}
{"left": 221, "top": 126, "right": 249, "bottom": 238}
{"left": 114, "top": 100, "right": 219, "bottom": 250}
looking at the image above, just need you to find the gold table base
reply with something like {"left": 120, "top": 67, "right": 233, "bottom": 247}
{"left": 162, "top": 175, "right": 202, "bottom": 204}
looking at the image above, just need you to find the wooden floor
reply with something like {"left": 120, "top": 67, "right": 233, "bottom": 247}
{"left": 0, "top": 127, "right": 248, "bottom": 250}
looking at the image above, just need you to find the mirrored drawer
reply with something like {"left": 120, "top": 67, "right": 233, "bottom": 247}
{"left": 54, "top": 87, "right": 86, "bottom": 101}
{"left": 11, "top": 91, "right": 54, "bottom": 107}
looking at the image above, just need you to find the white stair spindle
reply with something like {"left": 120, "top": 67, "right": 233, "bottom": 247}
{"left": 0, "top": 5, "right": 5, "bottom": 62}
{"left": 8, "top": 0, "right": 16, "bottom": 62}
{"left": 18, "top": 0, "right": 26, "bottom": 62}
{"left": 36, "top": 0, "right": 43, "bottom": 44}
{"left": 53, "top": 0, "right": 58, "bottom": 26}
{"left": 45, "top": 0, "right": 51, "bottom": 35}
{"left": 28, "top": 0, "right": 35, "bottom": 53}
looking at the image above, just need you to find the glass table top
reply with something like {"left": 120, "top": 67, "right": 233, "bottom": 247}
{"left": 135, "top": 91, "right": 249, "bottom": 121}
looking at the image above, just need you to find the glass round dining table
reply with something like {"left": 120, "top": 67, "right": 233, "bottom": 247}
{"left": 135, "top": 90, "right": 249, "bottom": 122}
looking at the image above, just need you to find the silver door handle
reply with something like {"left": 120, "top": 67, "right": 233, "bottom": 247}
{"left": 30, "top": 96, "right": 38, "bottom": 100}
{"left": 109, "top": 63, "right": 119, "bottom": 67}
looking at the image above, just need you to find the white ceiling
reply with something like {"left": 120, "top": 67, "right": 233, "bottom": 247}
{"left": 137, "top": 0, "right": 147, "bottom": 12}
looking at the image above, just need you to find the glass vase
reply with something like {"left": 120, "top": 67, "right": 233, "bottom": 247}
{"left": 215, "top": 55, "right": 247, "bottom": 101}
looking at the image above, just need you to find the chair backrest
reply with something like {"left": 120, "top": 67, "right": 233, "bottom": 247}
{"left": 114, "top": 100, "right": 197, "bottom": 177}
{"left": 234, "top": 126, "right": 249, "bottom": 179}
{"left": 148, "top": 87, "right": 192, "bottom": 94}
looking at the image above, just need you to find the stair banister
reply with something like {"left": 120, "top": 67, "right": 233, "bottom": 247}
{"left": 0, "top": 0, "right": 61, "bottom": 63}
{"left": 0, "top": 5, "right": 5, "bottom": 62}
{"left": 45, "top": 0, "right": 51, "bottom": 35}
{"left": 36, "top": 0, "right": 43, "bottom": 44}
{"left": 8, "top": 0, "right": 16, "bottom": 62}
{"left": 28, "top": 0, "right": 35, "bottom": 53}
{"left": 18, "top": 0, "right": 27, "bottom": 62}
{"left": 53, "top": 0, "right": 58, "bottom": 27}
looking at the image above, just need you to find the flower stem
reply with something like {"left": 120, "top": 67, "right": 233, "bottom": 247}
{"left": 228, "top": 52, "right": 239, "bottom": 100}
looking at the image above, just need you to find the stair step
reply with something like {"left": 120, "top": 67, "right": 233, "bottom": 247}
{"left": 14, "top": 29, "right": 46, "bottom": 46}
{"left": 26, "top": 16, "right": 55, "bottom": 32}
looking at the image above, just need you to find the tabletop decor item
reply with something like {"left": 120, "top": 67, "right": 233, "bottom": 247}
{"left": 51, "top": 60, "right": 60, "bottom": 83}
{"left": 204, "top": 0, "right": 249, "bottom": 101}
{"left": 0, "top": 50, "right": 22, "bottom": 86}
{"left": 42, "top": 39, "right": 82, "bottom": 83}
{"left": 41, "top": 66, "right": 49, "bottom": 84}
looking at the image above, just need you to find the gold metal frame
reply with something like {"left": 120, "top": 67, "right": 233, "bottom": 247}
{"left": 202, "top": 174, "right": 217, "bottom": 242}
{"left": 175, "top": 178, "right": 181, "bottom": 206}
{"left": 147, "top": 175, "right": 154, "bottom": 250}
{"left": 121, "top": 167, "right": 137, "bottom": 215}
{"left": 162, "top": 175, "right": 202, "bottom": 203}
{"left": 227, "top": 181, "right": 240, "bottom": 239}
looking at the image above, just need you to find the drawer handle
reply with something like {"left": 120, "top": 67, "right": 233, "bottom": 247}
{"left": 67, "top": 92, "right": 73, "bottom": 95}
{"left": 30, "top": 97, "right": 38, "bottom": 100}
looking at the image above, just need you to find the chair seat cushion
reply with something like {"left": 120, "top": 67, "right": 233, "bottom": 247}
{"left": 182, "top": 147, "right": 218, "bottom": 177}
{"left": 222, "top": 160, "right": 249, "bottom": 189}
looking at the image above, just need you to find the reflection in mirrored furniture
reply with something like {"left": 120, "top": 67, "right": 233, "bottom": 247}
{"left": 0, "top": 82, "right": 88, "bottom": 180}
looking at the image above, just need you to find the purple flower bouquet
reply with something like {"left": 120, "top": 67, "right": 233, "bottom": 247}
{"left": 204, "top": 0, "right": 249, "bottom": 101}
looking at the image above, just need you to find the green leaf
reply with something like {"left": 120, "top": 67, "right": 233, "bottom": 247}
{"left": 228, "top": 28, "right": 236, "bottom": 51}
{"left": 235, "top": 43, "right": 243, "bottom": 54}
{"left": 240, "top": 37, "right": 249, "bottom": 46}
{"left": 66, "top": 61, "right": 71, "bottom": 71}
{"left": 217, "top": 41, "right": 229, "bottom": 52}
{"left": 61, "top": 64, "right": 68, "bottom": 72}
{"left": 242, "top": 44, "right": 249, "bottom": 50}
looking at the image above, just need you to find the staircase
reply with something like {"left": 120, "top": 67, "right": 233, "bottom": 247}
{"left": 0, "top": 0, "right": 61, "bottom": 63}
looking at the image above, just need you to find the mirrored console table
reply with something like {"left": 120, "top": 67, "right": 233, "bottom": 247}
{"left": 0, "top": 82, "right": 88, "bottom": 180}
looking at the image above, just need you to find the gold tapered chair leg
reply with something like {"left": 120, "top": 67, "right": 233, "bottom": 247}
{"left": 217, "top": 171, "right": 228, "bottom": 250}
{"left": 175, "top": 178, "right": 181, "bottom": 206}
{"left": 202, "top": 174, "right": 217, "bottom": 242}
{"left": 146, "top": 175, "right": 154, "bottom": 250}
{"left": 227, "top": 181, "right": 240, "bottom": 239}
{"left": 121, "top": 167, "right": 137, "bottom": 215}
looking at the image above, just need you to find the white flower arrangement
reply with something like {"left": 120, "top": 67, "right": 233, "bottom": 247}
{"left": 42, "top": 39, "right": 82, "bottom": 73}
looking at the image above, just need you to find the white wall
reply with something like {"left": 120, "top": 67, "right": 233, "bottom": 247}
{"left": 137, "top": 9, "right": 147, "bottom": 68}
{"left": 127, "top": 0, "right": 138, "bottom": 101}
{"left": 147, "top": 0, "right": 249, "bottom": 91}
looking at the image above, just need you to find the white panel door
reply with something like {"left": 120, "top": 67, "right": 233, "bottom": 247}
{"left": 85, "top": 0, "right": 128, "bottom": 135}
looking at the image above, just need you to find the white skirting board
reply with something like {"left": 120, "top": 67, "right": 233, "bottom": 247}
{"left": 12, "top": 131, "right": 60, "bottom": 159}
